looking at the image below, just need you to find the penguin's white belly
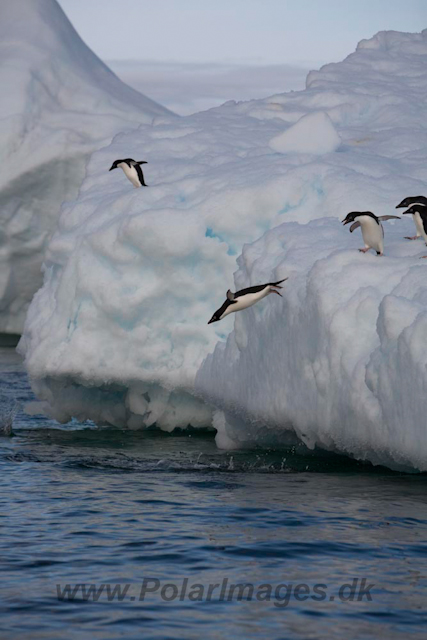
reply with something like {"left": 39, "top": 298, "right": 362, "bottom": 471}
{"left": 233, "top": 288, "right": 270, "bottom": 312}
{"left": 119, "top": 163, "right": 140, "bottom": 188}
{"left": 414, "top": 212, "right": 427, "bottom": 242}
{"left": 360, "top": 218, "right": 383, "bottom": 252}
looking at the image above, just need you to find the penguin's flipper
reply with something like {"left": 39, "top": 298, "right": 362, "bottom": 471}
{"left": 134, "top": 163, "right": 148, "bottom": 187}
{"left": 271, "top": 277, "right": 288, "bottom": 288}
{"left": 226, "top": 289, "right": 235, "bottom": 301}
{"left": 349, "top": 221, "right": 361, "bottom": 233}
{"left": 136, "top": 161, "right": 148, "bottom": 165}
{"left": 378, "top": 215, "right": 400, "bottom": 221}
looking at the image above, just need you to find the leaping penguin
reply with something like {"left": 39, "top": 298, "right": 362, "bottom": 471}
{"left": 109, "top": 159, "right": 148, "bottom": 188}
{"left": 342, "top": 211, "right": 400, "bottom": 256}
{"left": 401, "top": 205, "right": 427, "bottom": 255}
{"left": 208, "top": 279, "right": 288, "bottom": 324}
{"left": 396, "top": 196, "right": 427, "bottom": 240}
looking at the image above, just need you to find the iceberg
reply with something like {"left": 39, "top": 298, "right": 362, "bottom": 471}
{"left": 196, "top": 217, "right": 427, "bottom": 471}
{"left": 19, "top": 30, "right": 427, "bottom": 470}
{"left": 0, "top": 0, "right": 173, "bottom": 334}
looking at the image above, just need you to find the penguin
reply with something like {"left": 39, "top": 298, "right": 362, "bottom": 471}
{"left": 208, "top": 279, "right": 287, "bottom": 324}
{"left": 401, "top": 205, "right": 427, "bottom": 252}
{"left": 342, "top": 211, "right": 400, "bottom": 256}
{"left": 396, "top": 196, "right": 427, "bottom": 240}
{"left": 109, "top": 159, "right": 148, "bottom": 188}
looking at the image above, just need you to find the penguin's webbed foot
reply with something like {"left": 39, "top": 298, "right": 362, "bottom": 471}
{"left": 271, "top": 289, "right": 282, "bottom": 297}
{"left": 404, "top": 235, "right": 420, "bottom": 240}
{"left": 358, "top": 248, "right": 369, "bottom": 253}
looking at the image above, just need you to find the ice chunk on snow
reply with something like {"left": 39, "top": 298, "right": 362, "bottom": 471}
{"left": 19, "top": 29, "right": 427, "bottom": 470}
{"left": 0, "top": 0, "right": 174, "bottom": 334}
{"left": 269, "top": 111, "right": 341, "bottom": 155}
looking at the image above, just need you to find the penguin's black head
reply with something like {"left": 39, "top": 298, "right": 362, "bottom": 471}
{"left": 342, "top": 212, "right": 358, "bottom": 225}
{"left": 109, "top": 160, "right": 121, "bottom": 171}
{"left": 208, "top": 312, "right": 220, "bottom": 324}
{"left": 396, "top": 196, "right": 427, "bottom": 209}
{"left": 402, "top": 204, "right": 427, "bottom": 216}
{"left": 402, "top": 205, "right": 415, "bottom": 215}
{"left": 208, "top": 299, "right": 232, "bottom": 324}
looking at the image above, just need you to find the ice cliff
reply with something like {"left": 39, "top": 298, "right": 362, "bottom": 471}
{"left": 19, "top": 29, "right": 427, "bottom": 470}
{"left": 0, "top": 0, "right": 173, "bottom": 333}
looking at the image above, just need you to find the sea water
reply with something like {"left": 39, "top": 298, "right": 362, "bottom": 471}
{"left": 0, "top": 347, "right": 426, "bottom": 639}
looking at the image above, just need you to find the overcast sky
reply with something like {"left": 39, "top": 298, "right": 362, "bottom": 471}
{"left": 55, "top": 1, "right": 426, "bottom": 115}
{"left": 58, "top": 0, "right": 426, "bottom": 67}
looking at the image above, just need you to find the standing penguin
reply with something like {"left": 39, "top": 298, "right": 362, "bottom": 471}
{"left": 396, "top": 196, "right": 427, "bottom": 240}
{"left": 109, "top": 159, "right": 148, "bottom": 188}
{"left": 342, "top": 211, "right": 400, "bottom": 256}
{"left": 401, "top": 205, "right": 427, "bottom": 254}
{"left": 208, "top": 279, "right": 287, "bottom": 324}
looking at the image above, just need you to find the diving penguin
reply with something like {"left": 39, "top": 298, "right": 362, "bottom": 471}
{"left": 342, "top": 211, "right": 400, "bottom": 256}
{"left": 401, "top": 205, "right": 427, "bottom": 255}
{"left": 109, "top": 159, "right": 148, "bottom": 187}
{"left": 208, "top": 279, "right": 288, "bottom": 324}
{"left": 396, "top": 196, "right": 427, "bottom": 240}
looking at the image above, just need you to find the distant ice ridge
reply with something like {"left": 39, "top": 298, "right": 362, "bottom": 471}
{"left": 20, "top": 30, "right": 427, "bottom": 470}
{"left": 0, "top": 0, "right": 173, "bottom": 334}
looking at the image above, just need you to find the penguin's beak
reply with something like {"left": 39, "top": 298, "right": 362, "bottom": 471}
{"left": 109, "top": 164, "right": 116, "bottom": 171}
{"left": 342, "top": 218, "right": 350, "bottom": 225}
{"left": 402, "top": 210, "right": 411, "bottom": 215}
{"left": 208, "top": 315, "right": 218, "bottom": 324}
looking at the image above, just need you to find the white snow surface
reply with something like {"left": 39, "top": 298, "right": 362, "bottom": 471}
{"left": 196, "top": 218, "right": 427, "bottom": 471}
{"left": 20, "top": 29, "right": 427, "bottom": 470}
{"left": 0, "top": 0, "right": 173, "bottom": 333}
{"left": 269, "top": 111, "right": 341, "bottom": 155}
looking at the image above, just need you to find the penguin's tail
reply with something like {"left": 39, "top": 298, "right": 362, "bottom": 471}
{"left": 270, "top": 278, "right": 288, "bottom": 289}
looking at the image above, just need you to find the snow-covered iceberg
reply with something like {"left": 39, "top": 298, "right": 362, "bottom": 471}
{"left": 19, "top": 30, "right": 427, "bottom": 470}
{"left": 0, "top": 0, "right": 173, "bottom": 334}
{"left": 196, "top": 218, "right": 427, "bottom": 470}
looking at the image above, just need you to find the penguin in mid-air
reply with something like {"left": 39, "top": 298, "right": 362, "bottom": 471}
{"left": 401, "top": 205, "right": 427, "bottom": 255}
{"left": 208, "top": 279, "right": 288, "bottom": 324}
{"left": 109, "top": 159, "right": 148, "bottom": 188}
{"left": 342, "top": 211, "right": 400, "bottom": 256}
{"left": 396, "top": 196, "right": 427, "bottom": 240}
